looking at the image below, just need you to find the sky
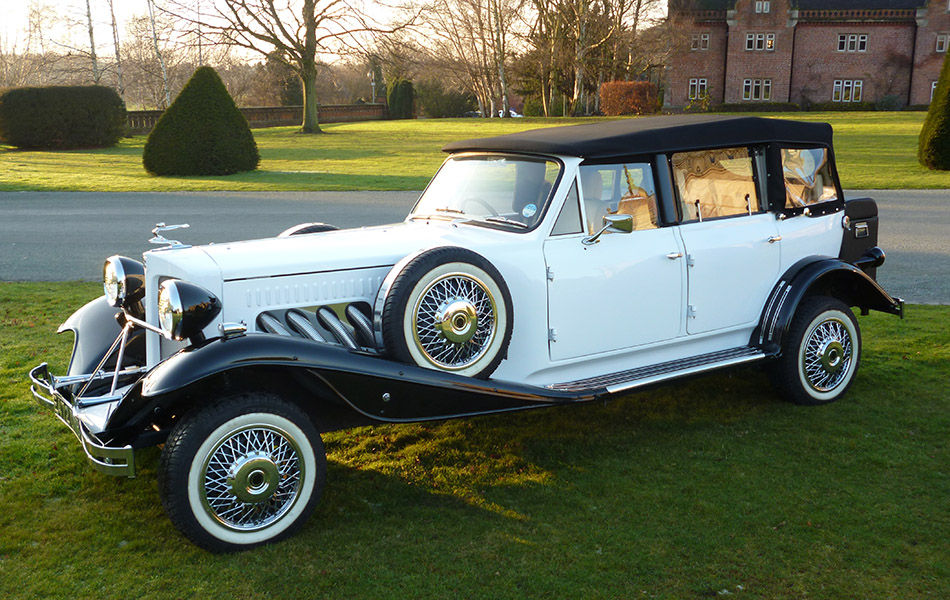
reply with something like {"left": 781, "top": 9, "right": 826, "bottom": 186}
{"left": 0, "top": 0, "right": 149, "bottom": 49}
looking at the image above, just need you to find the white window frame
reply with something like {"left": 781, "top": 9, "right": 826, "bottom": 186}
{"left": 688, "top": 78, "right": 708, "bottom": 100}
{"left": 766, "top": 33, "right": 775, "bottom": 51}
{"left": 742, "top": 78, "right": 771, "bottom": 101}
{"left": 838, "top": 34, "right": 868, "bottom": 53}
{"left": 933, "top": 81, "right": 939, "bottom": 102}
{"left": 937, "top": 34, "right": 949, "bottom": 54}
{"left": 755, "top": 1, "right": 770, "bottom": 13}
{"left": 833, "top": 79, "right": 863, "bottom": 103}
{"left": 746, "top": 33, "right": 755, "bottom": 51}
{"left": 701, "top": 33, "right": 709, "bottom": 50}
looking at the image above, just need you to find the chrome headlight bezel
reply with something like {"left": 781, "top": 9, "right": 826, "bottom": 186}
{"left": 157, "top": 280, "right": 221, "bottom": 341}
{"left": 103, "top": 256, "right": 146, "bottom": 310}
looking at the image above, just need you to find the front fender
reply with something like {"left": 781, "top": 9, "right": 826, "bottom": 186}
{"left": 59, "top": 296, "right": 146, "bottom": 380}
{"left": 756, "top": 255, "right": 903, "bottom": 354}
{"left": 105, "top": 333, "right": 589, "bottom": 433}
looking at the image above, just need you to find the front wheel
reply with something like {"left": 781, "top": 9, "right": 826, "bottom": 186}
{"left": 770, "top": 296, "right": 861, "bottom": 405}
{"left": 158, "top": 393, "right": 326, "bottom": 552}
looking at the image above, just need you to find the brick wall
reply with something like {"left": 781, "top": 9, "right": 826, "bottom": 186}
{"left": 789, "top": 22, "right": 916, "bottom": 104}
{"left": 910, "top": 0, "right": 950, "bottom": 105}
{"left": 724, "top": 0, "right": 795, "bottom": 103}
{"left": 667, "top": 0, "right": 947, "bottom": 108}
{"left": 126, "top": 104, "right": 387, "bottom": 135}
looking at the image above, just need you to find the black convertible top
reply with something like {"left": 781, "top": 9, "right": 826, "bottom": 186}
{"left": 441, "top": 115, "right": 834, "bottom": 159}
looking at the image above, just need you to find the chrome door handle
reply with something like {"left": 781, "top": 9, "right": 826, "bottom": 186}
{"left": 767, "top": 236, "right": 782, "bottom": 244}
{"left": 666, "top": 252, "right": 684, "bottom": 259}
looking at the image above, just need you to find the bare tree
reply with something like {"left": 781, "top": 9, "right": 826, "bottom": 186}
{"left": 107, "top": 0, "right": 124, "bottom": 96}
{"left": 148, "top": 0, "right": 173, "bottom": 107}
{"left": 84, "top": 0, "right": 101, "bottom": 82}
{"left": 163, "top": 0, "right": 414, "bottom": 133}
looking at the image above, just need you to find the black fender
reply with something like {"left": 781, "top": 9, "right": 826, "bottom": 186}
{"left": 104, "top": 333, "right": 592, "bottom": 436}
{"left": 754, "top": 254, "right": 903, "bottom": 355}
{"left": 59, "top": 296, "right": 146, "bottom": 380}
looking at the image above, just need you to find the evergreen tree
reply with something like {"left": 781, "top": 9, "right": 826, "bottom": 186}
{"left": 919, "top": 52, "right": 950, "bottom": 171}
{"left": 143, "top": 66, "right": 259, "bottom": 176}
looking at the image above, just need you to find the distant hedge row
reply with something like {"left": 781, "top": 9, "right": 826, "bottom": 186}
{"left": 600, "top": 81, "right": 658, "bottom": 116}
{"left": 0, "top": 86, "right": 126, "bottom": 149}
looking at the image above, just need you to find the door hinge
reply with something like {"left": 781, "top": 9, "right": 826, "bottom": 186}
{"left": 687, "top": 305, "right": 698, "bottom": 319}
{"left": 687, "top": 254, "right": 696, "bottom": 267}
{"left": 548, "top": 328, "right": 557, "bottom": 342}
{"left": 546, "top": 266, "right": 555, "bottom": 281}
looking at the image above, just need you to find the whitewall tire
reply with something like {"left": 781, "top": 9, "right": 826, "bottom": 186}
{"left": 158, "top": 393, "right": 326, "bottom": 552}
{"left": 380, "top": 247, "right": 513, "bottom": 379}
{"left": 771, "top": 296, "right": 861, "bottom": 405}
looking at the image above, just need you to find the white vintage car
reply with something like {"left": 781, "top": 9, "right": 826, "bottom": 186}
{"left": 30, "top": 115, "right": 902, "bottom": 552}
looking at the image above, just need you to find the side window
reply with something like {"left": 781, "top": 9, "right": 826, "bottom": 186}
{"left": 782, "top": 147, "right": 838, "bottom": 208}
{"left": 579, "top": 162, "right": 658, "bottom": 234}
{"left": 671, "top": 147, "right": 759, "bottom": 222}
{"left": 551, "top": 181, "right": 583, "bottom": 236}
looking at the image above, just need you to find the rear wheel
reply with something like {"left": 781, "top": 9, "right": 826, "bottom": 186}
{"left": 770, "top": 296, "right": 861, "bottom": 405}
{"left": 158, "top": 393, "right": 326, "bottom": 552}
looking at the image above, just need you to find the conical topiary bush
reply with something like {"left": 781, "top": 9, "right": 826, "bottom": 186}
{"left": 143, "top": 66, "right": 259, "bottom": 176}
{"left": 919, "top": 52, "right": 950, "bottom": 171}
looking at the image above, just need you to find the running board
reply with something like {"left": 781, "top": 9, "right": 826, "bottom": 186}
{"left": 547, "top": 347, "right": 765, "bottom": 394}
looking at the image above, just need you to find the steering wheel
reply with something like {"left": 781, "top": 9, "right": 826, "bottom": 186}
{"left": 462, "top": 197, "right": 498, "bottom": 217}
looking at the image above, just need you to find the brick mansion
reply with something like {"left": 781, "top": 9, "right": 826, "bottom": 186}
{"left": 665, "top": 0, "right": 950, "bottom": 108}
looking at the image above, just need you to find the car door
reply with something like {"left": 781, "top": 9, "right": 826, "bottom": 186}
{"left": 543, "top": 162, "right": 686, "bottom": 362}
{"left": 670, "top": 147, "right": 781, "bottom": 335}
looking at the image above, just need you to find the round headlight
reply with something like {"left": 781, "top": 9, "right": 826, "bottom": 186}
{"left": 157, "top": 280, "right": 221, "bottom": 341}
{"left": 103, "top": 256, "right": 145, "bottom": 309}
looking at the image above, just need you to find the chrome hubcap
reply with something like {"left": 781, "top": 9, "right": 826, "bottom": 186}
{"left": 413, "top": 273, "right": 497, "bottom": 370}
{"left": 802, "top": 317, "right": 852, "bottom": 392}
{"left": 434, "top": 298, "right": 479, "bottom": 344}
{"left": 202, "top": 426, "right": 303, "bottom": 531}
{"left": 227, "top": 451, "right": 281, "bottom": 504}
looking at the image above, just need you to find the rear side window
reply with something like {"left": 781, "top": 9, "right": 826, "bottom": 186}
{"left": 671, "top": 147, "right": 759, "bottom": 222}
{"left": 782, "top": 148, "right": 837, "bottom": 208}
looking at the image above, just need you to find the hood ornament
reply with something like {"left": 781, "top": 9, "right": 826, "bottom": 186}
{"left": 149, "top": 222, "right": 191, "bottom": 250}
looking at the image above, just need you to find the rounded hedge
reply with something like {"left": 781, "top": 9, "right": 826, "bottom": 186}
{"left": 919, "top": 53, "right": 950, "bottom": 171}
{"left": 0, "top": 85, "right": 126, "bottom": 149}
{"left": 143, "top": 66, "right": 259, "bottom": 176}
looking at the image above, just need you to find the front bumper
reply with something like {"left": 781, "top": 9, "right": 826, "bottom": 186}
{"left": 29, "top": 363, "right": 136, "bottom": 478}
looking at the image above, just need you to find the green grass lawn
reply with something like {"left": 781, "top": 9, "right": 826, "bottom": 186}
{"left": 1, "top": 282, "right": 947, "bottom": 599}
{"left": 1, "top": 113, "right": 948, "bottom": 192}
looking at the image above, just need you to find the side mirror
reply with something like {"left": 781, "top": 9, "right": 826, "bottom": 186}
{"left": 583, "top": 214, "right": 633, "bottom": 245}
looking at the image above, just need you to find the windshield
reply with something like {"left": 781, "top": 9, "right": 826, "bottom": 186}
{"left": 410, "top": 155, "right": 561, "bottom": 230}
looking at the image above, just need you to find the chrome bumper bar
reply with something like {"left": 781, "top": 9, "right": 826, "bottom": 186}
{"left": 29, "top": 363, "right": 137, "bottom": 478}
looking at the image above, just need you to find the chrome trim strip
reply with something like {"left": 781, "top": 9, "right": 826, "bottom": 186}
{"left": 604, "top": 352, "right": 764, "bottom": 394}
{"left": 548, "top": 347, "right": 764, "bottom": 393}
{"left": 768, "top": 285, "right": 793, "bottom": 342}
{"left": 29, "top": 363, "right": 136, "bottom": 478}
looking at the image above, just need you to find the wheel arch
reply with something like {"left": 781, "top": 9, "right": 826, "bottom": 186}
{"left": 755, "top": 257, "right": 903, "bottom": 355}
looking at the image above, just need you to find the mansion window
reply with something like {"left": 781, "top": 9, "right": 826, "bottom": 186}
{"left": 755, "top": 1, "right": 771, "bottom": 13}
{"left": 934, "top": 81, "right": 940, "bottom": 102}
{"left": 745, "top": 33, "right": 775, "bottom": 51}
{"left": 832, "top": 80, "right": 863, "bottom": 103}
{"left": 937, "top": 34, "right": 949, "bottom": 53}
{"left": 691, "top": 33, "right": 710, "bottom": 51}
{"left": 689, "top": 78, "right": 708, "bottom": 100}
{"left": 838, "top": 34, "right": 868, "bottom": 52}
{"left": 743, "top": 79, "right": 771, "bottom": 101}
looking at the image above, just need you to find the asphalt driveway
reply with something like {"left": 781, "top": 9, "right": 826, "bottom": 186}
{"left": 1, "top": 189, "right": 946, "bottom": 304}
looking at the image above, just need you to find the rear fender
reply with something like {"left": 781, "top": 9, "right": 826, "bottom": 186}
{"left": 755, "top": 257, "right": 903, "bottom": 354}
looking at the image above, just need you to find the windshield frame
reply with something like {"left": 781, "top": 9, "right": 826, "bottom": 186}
{"left": 408, "top": 152, "right": 565, "bottom": 233}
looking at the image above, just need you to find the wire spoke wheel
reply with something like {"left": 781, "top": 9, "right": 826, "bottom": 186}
{"left": 380, "top": 248, "right": 514, "bottom": 379}
{"left": 413, "top": 273, "right": 497, "bottom": 370}
{"left": 770, "top": 296, "right": 861, "bottom": 406}
{"left": 801, "top": 317, "right": 852, "bottom": 393}
{"left": 159, "top": 394, "right": 326, "bottom": 552}
{"left": 201, "top": 424, "right": 303, "bottom": 532}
